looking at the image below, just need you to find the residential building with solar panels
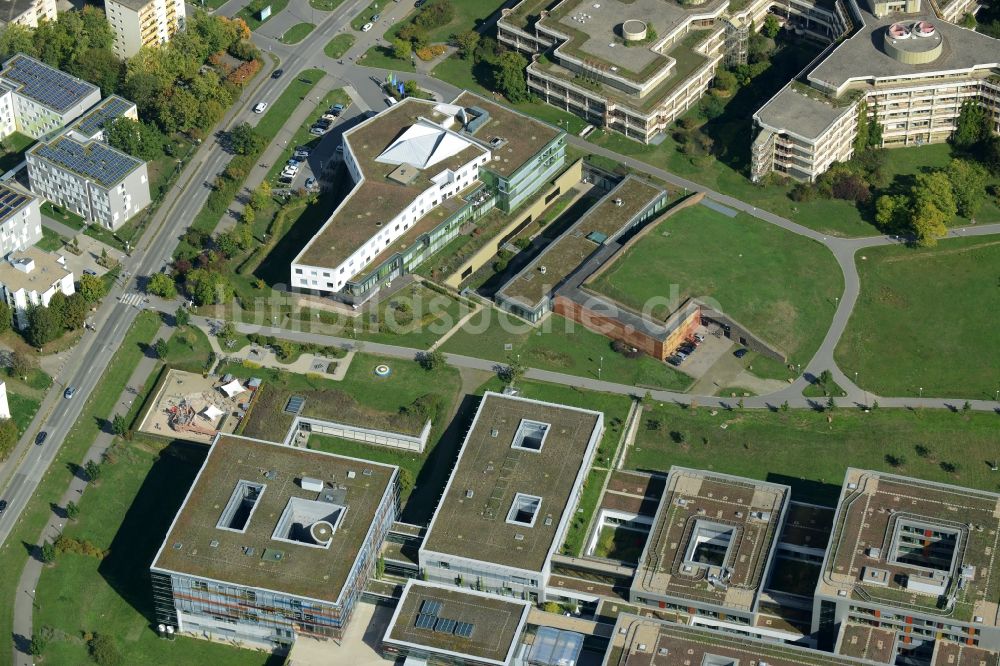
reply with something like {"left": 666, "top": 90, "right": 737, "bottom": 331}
{"left": 419, "top": 392, "right": 604, "bottom": 603}
{"left": 105, "top": 0, "right": 186, "bottom": 59}
{"left": 382, "top": 580, "right": 531, "bottom": 666}
{"left": 149, "top": 433, "right": 399, "bottom": 649}
{"left": 26, "top": 129, "right": 151, "bottom": 230}
{"left": 0, "top": 0, "right": 56, "bottom": 29}
{"left": 0, "top": 246, "right": 74, "bottom": 329}
{"left": 0, "top": 183, "right": 41, "bottom": 255}
{"left": 67, "top": 96, "right": 138, "bottom": 142}
{"left": 0, "top": 54, "right": 101, "bottom": 140}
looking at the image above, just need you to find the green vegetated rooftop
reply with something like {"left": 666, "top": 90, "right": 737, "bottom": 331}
{"left": 152, "top": 434, "right": 396, "bottom": 603}
{"left": 589, "top": 202, "right": 841, "bottom": 364}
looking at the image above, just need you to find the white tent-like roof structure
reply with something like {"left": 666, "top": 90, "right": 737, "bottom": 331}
{"left": 220, "top": 379, "right": 245, "bottom": 398}
{"left": 375, "top": 121, "right": 473, "bottom": 170}
{"left": 201, "top": 404, "right": 225, "bottom": 421}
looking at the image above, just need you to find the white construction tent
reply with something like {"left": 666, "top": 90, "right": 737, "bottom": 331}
{"left": 201, "top": 404, "right": 225, "bottom": 421}
{"left": 220, "top": 379, "right": 245, "bottom": 398}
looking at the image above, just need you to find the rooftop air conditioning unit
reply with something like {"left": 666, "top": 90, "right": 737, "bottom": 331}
{"left": 301, "top": 477, "right": 324, "bottom": 492}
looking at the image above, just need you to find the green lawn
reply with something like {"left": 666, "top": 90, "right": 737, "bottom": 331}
{"left": 0, "top": 131, "right": 33, "bottom": 173}
{"left": 33, "top": 438, "right": 275, "bottom": 665}
{"left": 40, "top": 201, "right": 86, "bottom": 230}
{"left": 36, "top": 227, "right": 65, "bottom": 252}
{"left": 0, "top": 311, "right": 161, "bottom": 661}
{"left": 590, "top": 203, "right": 841, "bottom": 368}
{"left": 441, "top": 309, "right": 693, "bottom": 391}
{"left": 280, "top": 22, "right": 315, "bottom": 44}
{"left": 592, "top": 525, "right": 647, "bottom": 563}
{"left": 420, "top": 0, "right": 506, "bottom": 42}
{"left": 630, "top": 403, "right": 1000, "bottom": 505}
{"left": 324, "top": 33, "right": 355, "bottom": 58}
{"left": 162, "top": 325, "right": 214, "bottom": 373}
{"left": 360, "top": 45, "right": 416, "bottom": 72}
{"left": 432, "top": 55, "right": 588, "bottom": 135}
{"left": 836, "top": 235, "right": 1000, "bottom": 400}
{"left": 255, "top": 69, "right": 324, "bottom": 139}
{"left": 236, "top": 0, "right": 289, "bottom": 30}
{"left": 350, "top": 0, "right": 382, "bottom": 29}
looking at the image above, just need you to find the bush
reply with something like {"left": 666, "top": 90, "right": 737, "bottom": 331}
{"left": 88, "top": 634, "right": 123, "bottom": 666}
{"left": 789, "top": 182, "right": 816, "bottom": 202}
{"left": 830, "top": 173, "right": 871, "bottom": 203}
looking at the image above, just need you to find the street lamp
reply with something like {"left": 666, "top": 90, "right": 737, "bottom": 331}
{"left": 599, "top": 355, "right": 603, "bottom": 380}
{"left": 919, "top": 387, "right": 923, "bottom": 398}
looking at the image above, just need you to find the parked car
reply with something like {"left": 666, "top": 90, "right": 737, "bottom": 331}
{"left": 253, "top": 102, "right": 268, "bottom": 113}
{"left": 83, "top": 268, "right": 97, "bottom": 276}
{"left": 278, "top": 176, "right": 293, "bottom": 185}
{"left": 667, "top": 356, "right": 683, "bottom": 367}
{"left": 694, "top": 333, "right": 706, "bottom": 343}
{"left": 293, "top": 150, "right": 309, "bottom": 159}
{"left": 305, "top": 177, "right": 317, "bottom": 189}
{"left": 315, "top": 118, "right": 332, "bottom": 128}
{"left": 322, "top": 113, "right": 337, "bottom": 122}
{"left": 335, "top": 145, "right": 344, "bottom": 153}
{"left": 361, "top": 22, "right": 373, "bottom": 32}
{"left": 415, "top": 0, "right": 426, "bottom": 6}
{"left": 35, "top": 431, "right": 47, "bottom": 445}
{"left": 330, "top": 103, "right": 345, "bottom": 115}
{"left": 271, "top": 68, "right": 284, "bottom": 79}
{"left": 309, "top": 125, "right": 326, "bottom": 136}
{"left": 734, "top": 348, "right": 749, "bottom": 358}
{"left": 371, "top": 13, "right": 380, "bottom": 20}
{"left": 64, "top": 386, "right": 76, "bottom": 399}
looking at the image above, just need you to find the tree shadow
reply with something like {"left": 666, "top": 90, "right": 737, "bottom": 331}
{"left": 66, "top": 461, "right": 87, "bottom": 482}
{"left": 97, "top": 440, "right": 207, "bottom": 631}
{"left": 49, "top": 502, "right": 68, "bottom": 520}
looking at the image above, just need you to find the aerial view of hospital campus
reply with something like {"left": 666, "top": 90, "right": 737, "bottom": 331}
{"left": 0, "top": 0, "right": 996, "bottom": 663}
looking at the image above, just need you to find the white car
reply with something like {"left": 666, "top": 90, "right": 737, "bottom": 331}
{"left": 361, "top": 22, "right": 373, "bottom": 32}
{"left": 253, "top": 102, "right": 267, "bottom": 113}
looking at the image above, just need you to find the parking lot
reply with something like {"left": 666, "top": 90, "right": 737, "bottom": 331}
{"left": 666, "top": 324, "right": 732, "bottom": 378}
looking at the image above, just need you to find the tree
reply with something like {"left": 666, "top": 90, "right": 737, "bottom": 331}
{"left": 874, "top": 194, "right": 906, "bottom": 230}
{"left": 495, "top": 51, "right": 529, "bottom": 103}
{"left": 826, "top": 396, "right": 837, "bottom": 411}
{"left": 700, "top": 96, "right": 725, "bottom": 120}
{"left": 84, "top": 459, "right": 102, "bottom": 482}
{"left": 112, "top": 413, "right": 129, "bottom": 438}
{"left": 229, "top": 122, "right": 265, "bottom": 155}
{"left": 419, "top": 349, "right": 445, "bottom": 371}
{"left": 39, "top": 540, "right": 56, "bottom": 564}
{"left": 500, "top": 356, "right": 525, "bottom": 387}
{"left": 66, "top": 500, "right": 80, "bottom": 520}
{"left": 0, "top": 301, "right": 10, "bottom": 335}
{"left": 78, "top": 273, "right": 106, "bottom": 303}
{"left": 9, "top": 351, "right": 33, "bottom": 379}
{"left": 945, "top": 158, "right": 988, "bottom": 218}
{"left": 174, "top": 306, "right": 191, "bottom": 328}
{"left": 908, "top": 171, "right": 956, "bottom": 245}
{"left": 455, "top": 30, "right": 480, "bottom": 59}
{"left": 952, "top": 101, "right": 990, "bottom": 149}
{"left": 391, "top": 38, "right": 412, "bottom": 61}
{"left": 712, "top": 68, "right": 738, "bottom": 93}
{"left": 105, "top": 117, "right": 164, "bottom": 160}
{"left": 185, "top": 269, "right": 234, "bottom": 305}
{"left": 61, "top": 293, "right": 87, "bottom": 330}
{"left": 249, "top": 182, "right": 271, "bottom": 209}
{"left": 762, "top": 14, "right": 781, "bottom": 38}
{"left": 29, "top": 631, "right": 48, "bottom": 656}
{"left": 853, "top": 101, "right": 870, "bottom": 154}
{"left": 911, "top": 199, "right": 948, "bottom": 247}
{"left": 147, "top": 272, "right": 177, "bottom": 298}
{"left": 25, "top": 304, "right": 62, "bottom": 346}
{"left": 0, "top": 24, "right": 37, "bottom": 60}
{"left": 885, "top": 453, "right": 906, "bottom": 468}
{"left": 153, "top": 338, "right": 168, "bottom": 359}
{"left": 217, "top": 321, "right": 237, "bottom": 342}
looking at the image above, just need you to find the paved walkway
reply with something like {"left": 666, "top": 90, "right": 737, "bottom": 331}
{"left": 11, "top": 322, "right": 171, "bottom": 666}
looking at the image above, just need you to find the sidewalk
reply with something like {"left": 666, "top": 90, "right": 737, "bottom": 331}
{"left": 11, "top": 322, "right": 171, "bottom": 666}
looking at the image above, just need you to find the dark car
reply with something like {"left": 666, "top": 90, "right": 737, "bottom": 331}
{"left": 667, "top": 356, "right": 683, "bottom": 367}
{"left": 271, "top": 68, "right": 284, "bottom": 79}
{"left": 734, "top": 348, "right": 749, "bottom": 358}
{"left": 0, "top": 499, "right": 8, "bottom": 513}
{"left": 35, "top": 431, "right": 47, "bottom": 445}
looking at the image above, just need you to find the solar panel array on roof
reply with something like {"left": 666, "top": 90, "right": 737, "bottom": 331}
{"left": 0, "top": 185, "right": 29, "bottom": 223}
{"left": 284, "top": 396, "right": 305, "bottom": 415}
{"left": 434, "top": 618, "right": 457, "bottom": 634}
{"left": 34, "top": 136, "right": 140, "bottom": 188}
{"left": 415, "top": 613, "right": 437, "bottom": 630}
{"left": 73, "top": 96, "right": 133, "bottom": 138}
{"left": 420, "top": 599, "right": 442, "bottom": 616}
{"left": 453, "top": 621, "right": 474, "bottom": 638}
{"left": 1, "top": 55, "right": 98, "bottom": 113}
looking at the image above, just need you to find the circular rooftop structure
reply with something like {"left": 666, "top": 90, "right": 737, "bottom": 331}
{"left": 622, "top": 19, "right": 648, "bottom": 41}
{"left": 883, "top": 21, "right": 943, "bottom": 64}
{"left": 310, "top": 520, "right": 334, "bottom": 546}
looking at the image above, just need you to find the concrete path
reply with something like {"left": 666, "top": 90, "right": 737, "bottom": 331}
{"left": 39, "top": 214, "right": 80, "bottom": 239}
{"left": 11, "top": 322, "right": 171, "bottom": 666}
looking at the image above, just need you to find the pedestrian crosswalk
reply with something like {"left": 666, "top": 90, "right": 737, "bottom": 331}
{"left": 119, "top": 291, "right": 144, "bottom": 308}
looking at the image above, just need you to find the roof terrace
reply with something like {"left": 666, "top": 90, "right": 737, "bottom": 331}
{"left": 632, "top": 467, "right": 789, "bottom": 612}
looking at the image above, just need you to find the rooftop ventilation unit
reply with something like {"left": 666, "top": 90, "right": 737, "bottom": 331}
{"left": 614, "top": 198, "right": 623, "bottom": 207}
{"left": 347, "top": 471, "right": 356, "bottom": 479}
{"left": 363, "top": 469, "right": 373, "bottom": 477}
{"left": 301, "top": 477, "right": 324, "bottom": 493}
{"left": 466, "top": 489, "right": 474, "bottom": 498}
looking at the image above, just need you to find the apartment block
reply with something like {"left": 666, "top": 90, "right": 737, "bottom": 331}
{"left": 753, "top": 1, "right": 1000, "bottom": 181}
{"left": 0, "top": 246, "right": 74, "bottom": 329}
{"left": 0, "top": 183, "right": 41, "bottom": 255}
{"left": 105, "top": 0, "right": 186, "bottom": 59}
{"left": 150, "top": 434, "right": 398, "bottom": 649}
{"left": 26, "top": 133, "right": 150, "bottom": 230}
{"left": 0, "top": 0, "right": 56, "bottom": 29}
{"left": 419, "top": 392, "right": 604, "bottom": 603}
{"left": 815, "top": 468, "right": 1000, "bottom": 662}
{"left": 630, "top": 467, "right": 790, "bottom": 633}
{"left": 291, "top": 92, "right": 567, "bottom": 303}
{"left": 0, "top": 54, "right": 102, "bottom": 140}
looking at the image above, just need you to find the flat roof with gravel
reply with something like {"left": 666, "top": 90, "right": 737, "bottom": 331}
{"left": 384, "top": 580, "right": 530, "bottom": 665}
{"left": 421, "top": 392, "right": 603, "bottom": 572}
{"left": 152, "top": 434, "right": 396, "bottom": 604}
{"left": 820, "top": 468, "right": 1000, "bottom": 624}
{"left": 632, "top": 467, "right": 789, "bottom": 612}
{"left": 755, "top": 84, "right": 853, "bottom": 139}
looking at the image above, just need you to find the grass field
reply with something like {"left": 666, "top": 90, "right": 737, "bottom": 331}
{"left": 236, "top": 0, "right": 289, "bottom": 30}
{"left": 420, "top": 0, "right": 506, "bottom": 43}
{"left": 33, "top": 438, "right": 276, "bottom": 665}
{"left": 630, "top": 402, "right": 1000, "bottom": 506}
{"left": 441, "top": 309, "right": 693, "bottom": 391}
{"left": 836, "top": 235, "right": 1000, "bottom": 400}
{"left": 162, "top": 325, "right": 214, "bottom": 373}
{"left": 280, "top": 22, "right": 315, "bottom": 43}
{"left": 592, "top": 525, "right": 647, "bottom": 563}
{"left": 36, "top": 227, "right": 65, "bottom": 252}
{"left": 590, "top": 204, "right": 841, "bottom": 368}
{"left": 254, "top": 69, "right": 324, "bottom": 139}
{"left": 324, "top": 33, "right": 355, "bottom": 58}
{"left": 0, "top": 311, "right": 161, "bottom": 661}
{"left": 40, "top": 201, "right": 85, "bottom": 230}
{"left": 360, "top": 45, "right": 417, "bottom": 72}
{"left": 350, "top": 0, "right": 382, "bottom": 29}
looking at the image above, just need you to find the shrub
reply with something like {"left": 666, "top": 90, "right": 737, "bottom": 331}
{"left": 789, "top": 182, "right": 816, "bottom": 202}
{"left": 88, "top": 634, "right": 123, "bottom": 666}
{"left": 831, "top": 173, "right": 871, "bottom": 203}
{"left": 226, "top": 59, "right": 261, "bottom": 86}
